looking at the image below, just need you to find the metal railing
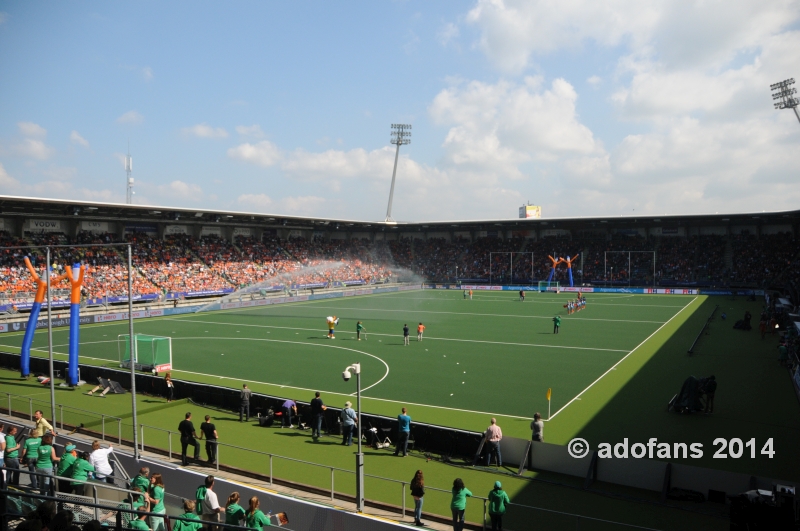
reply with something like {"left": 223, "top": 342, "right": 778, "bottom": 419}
{"left": 2, "top": 391, "right": 123, "bottom": 444}
{"left": 1, "top": 466, "right": 143, "bottom": 521}
{"left": 0, "top": 488, "right": 296, "bottom": 531}
{"left": 137, "top": 425, "right": 663, "bottom": 530}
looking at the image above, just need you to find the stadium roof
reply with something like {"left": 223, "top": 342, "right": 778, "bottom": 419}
{"left": 1, "top": 194, "right": 798, "bottom": 233}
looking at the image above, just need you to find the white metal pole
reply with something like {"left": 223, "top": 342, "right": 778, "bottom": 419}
{"left": 355, "top": 368, "right": 364, "bottom": 512}
{"left": 128, "top": 245, "right": 139, "bottom": 459}
{"left": 46, "top": 248, "right": 56, "bottom": 427}
{"left": 385, "top": 143, "right": 401, "bottom": 222}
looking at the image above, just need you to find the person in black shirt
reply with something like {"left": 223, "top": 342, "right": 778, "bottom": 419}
{"left": 199, "top": 415, "right": 219, "bottom": 464}
{"left": 310, "top": 392, "right": 327, "bottom": 441}
{"left": 178, "top": 412, "right": 201, "bottom": 466}
{"left": 403, "top": 324, "right": 410, "bottom": 346}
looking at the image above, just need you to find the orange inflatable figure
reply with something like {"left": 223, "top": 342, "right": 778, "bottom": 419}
{"left": 20, "top": 258, "right": 68, "bottom": 377}
{"left": 64, "top": 263, "right": 87, "bottom": 385}
{"left": 564, "top": 254, "right": 579, "bottom": 287}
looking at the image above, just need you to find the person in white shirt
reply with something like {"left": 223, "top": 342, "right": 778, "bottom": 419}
{"left": 89, "top": 441, "right": 114, "bottom": 483}
{"left": 201, "top": 475, "right": 223, "bottom": 531}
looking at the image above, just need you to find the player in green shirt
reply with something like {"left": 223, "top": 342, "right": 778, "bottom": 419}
{"left": 21, "top": 435, "right": 42, "bottom": 490}
{"left": 4, "top": 426, "right": 20, "bottom": 485}
{"left": 356, "top": 321, "right": 365, "bottom": 340}
{"left": 245, "top": 496, "right": 272, "bottom": 529}
{"left": 225, "top": 492, "right": 246, "bottom": 526}
{"left": 553, "top": 315, "right": 561, "bottom": 334}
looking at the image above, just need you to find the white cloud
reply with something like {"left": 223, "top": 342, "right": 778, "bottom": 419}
{"left": 18, "top": 122, "right": 47, "bottom": 138}
{"left": 70, "top": 130, "right": 90, "bottom": 148}
{"left": 587, "top": 75, "right": 602, "bottom": 87}
{"left": 181, "top": 123, "right": 229, "bottom": 139}
{"left": 142, "top": 66, "right": 153, "bottom": 81}
{"left": 235, "top": 125, "right": 265, "bottom": 138}
{"left": 0, "top": 163, "right": 21, "bottom": 191}
{"left": 466, "top": 0, "right": 660, "bottom": 72}
{"left": 116, "top": 111, "right": 144, "bottom": 124}
{"left": 430, "top": 77, "right": 600, "bottom": 175}
{"left": 279, "top": 196, "right": 327, "bottom": 215}
{"left": 14, "top": 139, "right": 54, "bottom": 160}
{"left": 42, "top": 165, "right": 78, "bottom": 181}
{"left": 403, "top": 30, "right": 420, "bottom": 54}
{"left": 155, "top": 180, "right": 204, "bottom": 201}
{"left": 227, "top": 141, "right": 282, "bottom": 167}
{"left": 237, "top": 193, "right": 273, "bottom": 209}
{"left": 465, "top": 1, "right": 799, "bottom": 73}
{"left": 0, "top": 12, "right": 7, "bottom": 25}
{"left": 438, "top": 22, "right": 460, "bottom": 47}
{"left": 237, "top": 193, "right": 328, "bottom": 216}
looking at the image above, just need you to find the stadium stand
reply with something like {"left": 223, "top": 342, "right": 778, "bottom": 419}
{"left": 1, "top": 224, "right": 799, "bottom": 305}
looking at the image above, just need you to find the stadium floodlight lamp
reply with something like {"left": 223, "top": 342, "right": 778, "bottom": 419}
{"left": 770, "top": 78, "right": 800, "bottom": 124}
{"left": 385, "top": 124, "right": 412, "bottom": 223}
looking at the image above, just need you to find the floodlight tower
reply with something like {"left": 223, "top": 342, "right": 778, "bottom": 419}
{"left": 770, "top": 78, "right": 800, "bottom": 125}
{"left": 125, "top": 146, "right": 134, "bottom": 204}
{"left": 385, "top": 124, "right": 411, "bottom": 223}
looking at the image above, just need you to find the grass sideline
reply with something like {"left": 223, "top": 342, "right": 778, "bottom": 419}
{"left": 1, "top": 369, "right": 726, "bottom": 530}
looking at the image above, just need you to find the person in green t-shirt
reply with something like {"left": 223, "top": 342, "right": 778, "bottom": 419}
{"left": 70, "top": 452, "right": 96, "bottom": 495}
{"left": 225, "top": 492, "right": 246, "bottom": 527}
{"left": 356, "top": 321, "right": 365, "bottom": 340}
{"left": 245, "top": 496, "right": 272, "bottom": 529}
{"left": 450, "top": 478, "right": 472, "bottom": 531}
{"left": 56, "top": 444, "right": 78, "bottom": 493}
{"left": 35, "top": 433, "right": 60, "bottom": 495}
{"left": 172, "top": 500, "right": 203, "bottom": 531}
{"left": 129, "top": 511, "right": 151, "bottom": 531}
{"left": 131, "top": 467, "right": 151, "bottom": 494}
{"left": 148, "top": 473, "right": 166, "bottom": 531}
{"left": 21, "top": 435, "right": 42, "bottom": 490}
{"left": 131, "top": 487, "right": 149, "bottom": 513}
{"left": 4, "top": 426, "right": 21, "bottom": 486}
{"left": 553, "top": 315, "right": 561, "bottom": 334}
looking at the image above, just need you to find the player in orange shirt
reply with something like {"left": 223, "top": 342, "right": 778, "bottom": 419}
{"left": 417, "top": 322, "right": 426, "bottom": 342}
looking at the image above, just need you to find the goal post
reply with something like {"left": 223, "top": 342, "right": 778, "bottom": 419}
{"left": 119, "top": 334, "right": 173, "bottom": 373}
{"left": 537, "top": 281, "right": 560, "bottom": 293}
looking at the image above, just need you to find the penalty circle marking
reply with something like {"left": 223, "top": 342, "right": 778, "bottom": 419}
{"left": 46, "top": 336, "right": 391, "bottom": 394}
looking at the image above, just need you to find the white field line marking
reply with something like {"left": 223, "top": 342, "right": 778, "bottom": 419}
{"left": 22, "top": 337, "right": 391, "bottom": 394}
{"left": 8, "top": 343, "right": 538, "bottom": 421}
{"left": 0, "top": 288, "right": 425, "bottom": 338}
{"left": 381, "top": 295, "right": 686, "bottom": 308}
{"left": 270, "top": 305, "right": 666, "bottom": 324}
{"left": 164, "top": 318, "right": 630, "bottom": 353}
{"left": 547, "top": 296, "right": 699, "bottom": 421}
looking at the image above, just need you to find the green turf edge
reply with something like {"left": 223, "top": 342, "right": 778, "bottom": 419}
{"left": 0, "top": 368, "right": 727, "bottom": 531}
{"left": 546, "top": 295, "right": 705, "bottom": 443}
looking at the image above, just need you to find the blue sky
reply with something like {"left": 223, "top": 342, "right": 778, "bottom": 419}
{"left": 1, "top": 1, "right": 798, "bottom": 221}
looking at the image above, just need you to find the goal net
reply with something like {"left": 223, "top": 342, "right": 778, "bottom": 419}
{"left": 118, "top": 334, "right": 173, "bottom": 373}
{"left": 537, "top": 281, "right": 560, "bottom": 293}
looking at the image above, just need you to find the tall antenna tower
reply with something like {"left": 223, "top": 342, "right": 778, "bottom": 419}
{"left": 385, "top": 124, "right": 411, "bottom": 223}
{"left": 125, "top": 144, "right": 134, "bottom": 204}
{"left": 770, "top": 78, "right": 800, "bottom": 124}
